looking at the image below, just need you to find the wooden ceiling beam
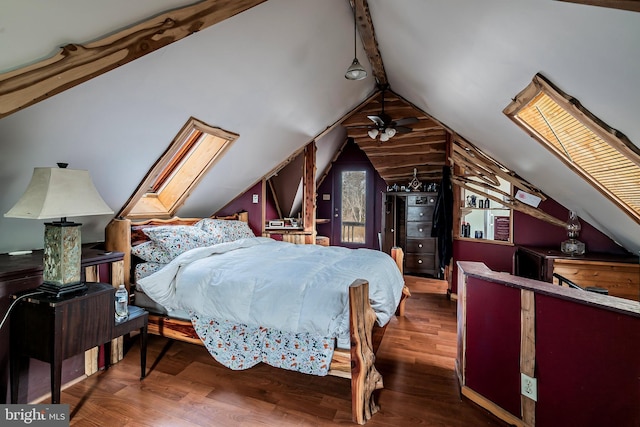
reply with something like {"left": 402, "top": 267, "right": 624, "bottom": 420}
{"left": 557, "top": 0, "right": 640, "bottom": 12}
{"left": 352, "top": 0, "right": 388, "bottom": 85}
{"left": 0, "top": 0, "right": 267, "bottom": 119}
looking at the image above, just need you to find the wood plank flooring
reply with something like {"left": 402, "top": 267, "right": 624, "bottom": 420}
{"left": 54, "top": 276, "right": 508, "bottom": 426}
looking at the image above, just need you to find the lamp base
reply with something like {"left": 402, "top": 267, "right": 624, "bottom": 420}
{"left": 37, "top": 282, "right": 88, "bottom": 298}
{"left": 561, "top": 238, "right": 585, "bottom": 256}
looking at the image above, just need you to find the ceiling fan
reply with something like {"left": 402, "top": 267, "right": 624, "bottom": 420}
{"left": 358, "top": 88, "right": 419, "bottom": 142}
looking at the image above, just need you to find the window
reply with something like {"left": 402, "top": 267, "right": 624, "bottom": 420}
{"left": 119, "top": 117, "right": 238, "bottom": 219}
{"left": 504, "top": 74, "right": 640, "bottom": 223}
{"left": 341, "top": 170, "right": 367, "bottom": 244}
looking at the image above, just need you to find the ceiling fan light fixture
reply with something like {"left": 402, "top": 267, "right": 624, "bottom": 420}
{"left": 380, "top": 132, "right": 390, "bottom": 142}
{"left": 368, "top": 128, "right": 379, "bottom": 139}
{"left": 345, "top": 58, "right": 367, "bottom": 80}
{"left": 385, "top": 127, "right": 396, "bottom": 138}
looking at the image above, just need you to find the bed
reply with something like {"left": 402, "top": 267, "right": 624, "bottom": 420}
{"left": 105, "top": 212, "right": 408, "bottom": 424}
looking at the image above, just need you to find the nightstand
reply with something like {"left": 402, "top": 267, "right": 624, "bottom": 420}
{"left": 106, "top": 305, "right": 148, "bottom": 380}
{"left": 10, "top": 283, "right": 148, "bottom": 404}
{"left": 0, "top": 245, "right": 124, "bottom": 403}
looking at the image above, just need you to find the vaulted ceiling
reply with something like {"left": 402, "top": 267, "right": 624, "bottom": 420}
{"left": 342, "top": 90, "right": 448, "bottom": 185}
{"left": 0, "top": 0, "right": 639, "bottom": 255}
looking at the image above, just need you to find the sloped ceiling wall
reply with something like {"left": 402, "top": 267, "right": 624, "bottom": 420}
{"left": 0, "top": 0, "right": 375, "bottom": 254}
{"left": 371, "top": 0, "right": 640, "bottom": 253}
{"left": 0, "top": 0, "right": 639, "bottom": 255}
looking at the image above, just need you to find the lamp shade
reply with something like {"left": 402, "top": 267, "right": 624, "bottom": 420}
{"left": 345, "top": 58, "right": 367, "bottom": 80}
{"left": 5, "top": 167, "right": 113, "bottom": 220}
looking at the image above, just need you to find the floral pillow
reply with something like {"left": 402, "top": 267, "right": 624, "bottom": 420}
{"left": 134, "top": 261, "right": 166, "bottom": 281}
{"left": 194, "top": 218, "right": 228, "bottom": 244}
{"left": 195, "top": 218, "right": 255, "bottom": 242}
{"left": 143, "top": 225, "right": 217, "bottom": 259}
{"left": 217, "top": 220, "right": 255, "bottom": 241}
{"left": 131, "top": 241, "right": 173, "bottom": 264}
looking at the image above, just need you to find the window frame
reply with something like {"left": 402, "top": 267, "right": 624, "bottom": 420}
{"left": 118, "top": 117, "right": 238, "bottom": 219}
{"left": 504, "top": 74, "right": 640, "bottom": 224}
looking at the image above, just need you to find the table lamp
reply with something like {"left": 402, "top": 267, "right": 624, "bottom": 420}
{"left": 560, "top": 210, "right": 585, "bottom": 256}
{"left": 4, "top": 163, "right": 113, "bottom": 297}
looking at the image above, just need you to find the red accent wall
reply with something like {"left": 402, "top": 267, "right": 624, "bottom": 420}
{"left": 215, "top": 182, "right": 277, "bottom": 236}
{"left": 465, "top": 277, "right": 522, "bottom": 417}
{"left": 513, "top": 197, "right": 629, "bottom": 254}
{"left": 463, "top": 275, "right": 640, "bottom": 426}
{"left": 535, "top": 294, "right": 640, "bottom": 426}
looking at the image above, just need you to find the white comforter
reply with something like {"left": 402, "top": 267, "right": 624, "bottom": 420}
{"left": 137, "top": 237, "right": 404, "bottom": 339}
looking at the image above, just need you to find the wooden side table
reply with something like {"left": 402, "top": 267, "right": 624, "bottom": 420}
{"left": 105, "top": 305, "right": 148, "bottom": 380}
{"left": 11, "top": 283, "right": 113, "bottom": 404}
{"left": 10, "top": 283, "right": 148, "bottom": 404}
{"left": 0, "top": 245, "right": 124, "bottom": 404}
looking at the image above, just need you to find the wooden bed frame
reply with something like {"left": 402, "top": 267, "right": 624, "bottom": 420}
{"left": 105, "top": 212, "right": 408, "bottom": 424}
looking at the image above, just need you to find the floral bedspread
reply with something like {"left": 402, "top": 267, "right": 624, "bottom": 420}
{"left": 191, "top": 312, "right": 335, "bottom": 375}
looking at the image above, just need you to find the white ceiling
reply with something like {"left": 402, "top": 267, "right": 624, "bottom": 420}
{"left": 0, "top": 0, "right": 638, "bottom": 255}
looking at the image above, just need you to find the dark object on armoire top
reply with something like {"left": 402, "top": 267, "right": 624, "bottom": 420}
{"left": 431, "top": 166, "right": 453, "bottom": 276}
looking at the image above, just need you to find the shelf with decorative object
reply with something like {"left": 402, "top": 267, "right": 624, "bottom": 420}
{"left": 457, "top": 176, "right": 512, "bottom": 243}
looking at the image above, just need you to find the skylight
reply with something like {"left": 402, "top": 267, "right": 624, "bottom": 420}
{"left": 119, "top": 117, "right": 238, "bottom": 219}
{"left": 504, "top": 74, "right": 640, "bottom": 223}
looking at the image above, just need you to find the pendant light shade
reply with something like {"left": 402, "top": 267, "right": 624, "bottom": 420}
{"left": 345, "top": 58, "right": 367, "bottom": 80}
{"left": 345, "top": 2, "right": 367, "bottom": 81}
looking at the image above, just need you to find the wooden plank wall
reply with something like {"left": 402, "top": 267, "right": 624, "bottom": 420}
{"left": 552, "top": 259, "right": 639, "bottom": 301}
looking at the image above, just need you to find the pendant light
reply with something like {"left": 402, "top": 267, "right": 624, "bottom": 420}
{"left": 345, "top": 1, "right": 367, "bottom": 80}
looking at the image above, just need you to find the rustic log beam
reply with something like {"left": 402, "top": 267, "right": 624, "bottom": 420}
{"left": 350, "top": 279, "right": 383, "bottom": 424}
{"left": 452, "top": 138, "right": 548, "bottom": 200}
{"left": 520, "top": 290, "right": 536, "bottom": 426}
{"left": 0, "top": 0, "right": 267, "bottom": 119}
{"left": 557, "top": 0, "right": 640, "bottom": 12}
{"left": 352, "top": 0, "right": 387, "bottom": 85}
{"left": 303, "top": 141, "right": 317, "bottom": 243}
{"left": 452, "top": 177, "right": 567, "bottom": 228}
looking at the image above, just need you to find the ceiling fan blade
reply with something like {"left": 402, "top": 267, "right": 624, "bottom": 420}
{"left": 367, "top": 115, "right": 386, "bottom": 127}
{"left": 394, "top": 126, "right": 413, "bottom": 133}
{"left": 392, "top": 117, "right": 419, "bottom": 126}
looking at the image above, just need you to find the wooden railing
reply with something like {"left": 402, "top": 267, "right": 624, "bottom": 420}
{"left": 456, "top": 261, "right": 640, "bottom": 427}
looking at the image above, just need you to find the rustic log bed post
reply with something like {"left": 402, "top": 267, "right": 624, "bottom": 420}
{"left": 349, "top": 279, "right": 384, "bottom": 425}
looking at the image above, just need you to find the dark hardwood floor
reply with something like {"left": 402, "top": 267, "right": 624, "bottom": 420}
{"left": 54, "top": 276, "right": 507, "bottom": 426}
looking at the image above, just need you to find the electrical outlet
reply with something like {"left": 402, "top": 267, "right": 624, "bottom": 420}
{"left": 252, "top": 194, "right": 259, "bottom": 204}
{"left": 521, "top": 373, "right": 537, "bottom": 401}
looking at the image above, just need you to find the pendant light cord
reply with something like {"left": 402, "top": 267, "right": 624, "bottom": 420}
{"left": 353, "top": 1, "right": 357, "bottom": 58}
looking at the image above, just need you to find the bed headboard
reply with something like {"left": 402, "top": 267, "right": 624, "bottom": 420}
{"left": 105, "top": 212, "right": 249, "bottom": 287}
